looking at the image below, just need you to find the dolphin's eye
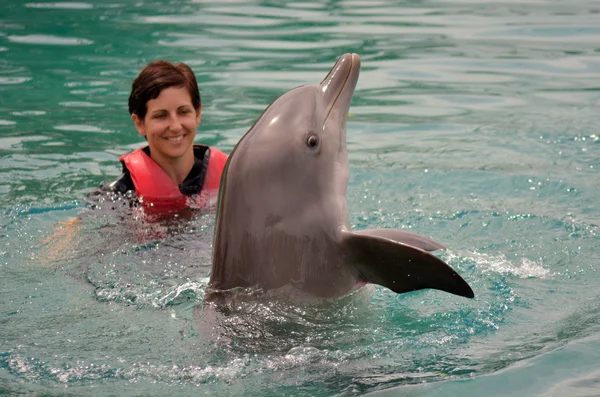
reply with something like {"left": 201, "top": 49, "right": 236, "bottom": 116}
{"left": 306, "top": 134, "right": 319, "bottom": 149}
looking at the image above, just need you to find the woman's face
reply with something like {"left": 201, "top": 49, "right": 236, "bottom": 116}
{"left": 132, "top": 86, "right": 201, "bottom": 163}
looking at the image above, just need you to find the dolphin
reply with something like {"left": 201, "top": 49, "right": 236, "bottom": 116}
{"left": 207, "top": 53, "right": 474, "bottom": 301}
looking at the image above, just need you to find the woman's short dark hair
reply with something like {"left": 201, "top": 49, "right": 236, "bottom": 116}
{"left": 128, "top": 60, "right": 201, "bottom": 119}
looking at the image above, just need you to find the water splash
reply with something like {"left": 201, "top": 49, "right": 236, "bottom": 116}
{"left": 449, "top": 251, "right": 551, "bottom": 279}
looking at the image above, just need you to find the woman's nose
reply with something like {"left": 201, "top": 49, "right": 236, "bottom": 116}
{"left": 169, "top": 115, "right": 183, "bottom": 131}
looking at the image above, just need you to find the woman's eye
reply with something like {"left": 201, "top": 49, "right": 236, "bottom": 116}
{"left": 307, "top": 134, "right": 319, "bottom": 149}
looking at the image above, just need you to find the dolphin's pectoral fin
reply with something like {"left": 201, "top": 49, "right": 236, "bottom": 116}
{"left": 341, "top": 230, "right": 474, "bottom": 298}
{"left": 352, "top": 228, "right": 445, "bottom": 251}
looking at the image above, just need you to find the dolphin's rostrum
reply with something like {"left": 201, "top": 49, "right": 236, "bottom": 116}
{"left": 208, "top": 53, "right": 474, "bottom": 301}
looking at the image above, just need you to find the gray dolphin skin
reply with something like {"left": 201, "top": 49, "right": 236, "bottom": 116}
{"left": 208, "top": 53, "right": 474, "bottom": 300}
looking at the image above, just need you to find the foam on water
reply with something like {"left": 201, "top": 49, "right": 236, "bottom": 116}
{"left": 449, "top": 251, "right": 551, "bottom": 279}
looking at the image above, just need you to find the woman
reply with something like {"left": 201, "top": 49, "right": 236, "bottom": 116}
{"left": 44, "top": 61, "right": 228, "bottom": 258}
{"left": 95, "top": 60, "right": 228, "bottom": 213}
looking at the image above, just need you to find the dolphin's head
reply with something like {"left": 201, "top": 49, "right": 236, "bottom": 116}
{"left": 220, "top": 54, "right": 361, "bottom": 230}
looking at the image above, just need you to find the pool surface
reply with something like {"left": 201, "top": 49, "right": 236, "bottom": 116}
{"left": 1, "top": 1, "right": 600, "bottom": 396}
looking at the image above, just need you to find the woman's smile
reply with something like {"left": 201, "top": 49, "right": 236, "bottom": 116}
{"left": 167, "top": 134, "right": 186, "bottom": 142}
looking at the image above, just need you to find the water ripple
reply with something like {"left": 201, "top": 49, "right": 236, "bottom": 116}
{"left": 25, "top": 2, "right": 94, "bottom": 9}
{"left": 7, "top": 34, "right": 93, "bottom": 45}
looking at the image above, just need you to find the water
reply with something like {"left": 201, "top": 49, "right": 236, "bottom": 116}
{"left": 1, "top": 0, "right": 600, "bottom": 395}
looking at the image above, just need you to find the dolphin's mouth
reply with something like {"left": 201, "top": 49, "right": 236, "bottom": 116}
{"left": 320, "top": 53, "right": 360, "bottom": 125}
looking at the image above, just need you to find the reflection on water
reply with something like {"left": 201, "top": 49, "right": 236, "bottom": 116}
{"left": 1, "top": 0, "right": 600, "bottom": 395}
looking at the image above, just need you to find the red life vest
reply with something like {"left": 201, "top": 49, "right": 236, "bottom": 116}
{"left": 119, "top": 145, "right": 228, "bottom": 214}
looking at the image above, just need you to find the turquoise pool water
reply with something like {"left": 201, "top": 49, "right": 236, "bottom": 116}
{"left": 1, "top": 1, "right": 600, "bottom": 396}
